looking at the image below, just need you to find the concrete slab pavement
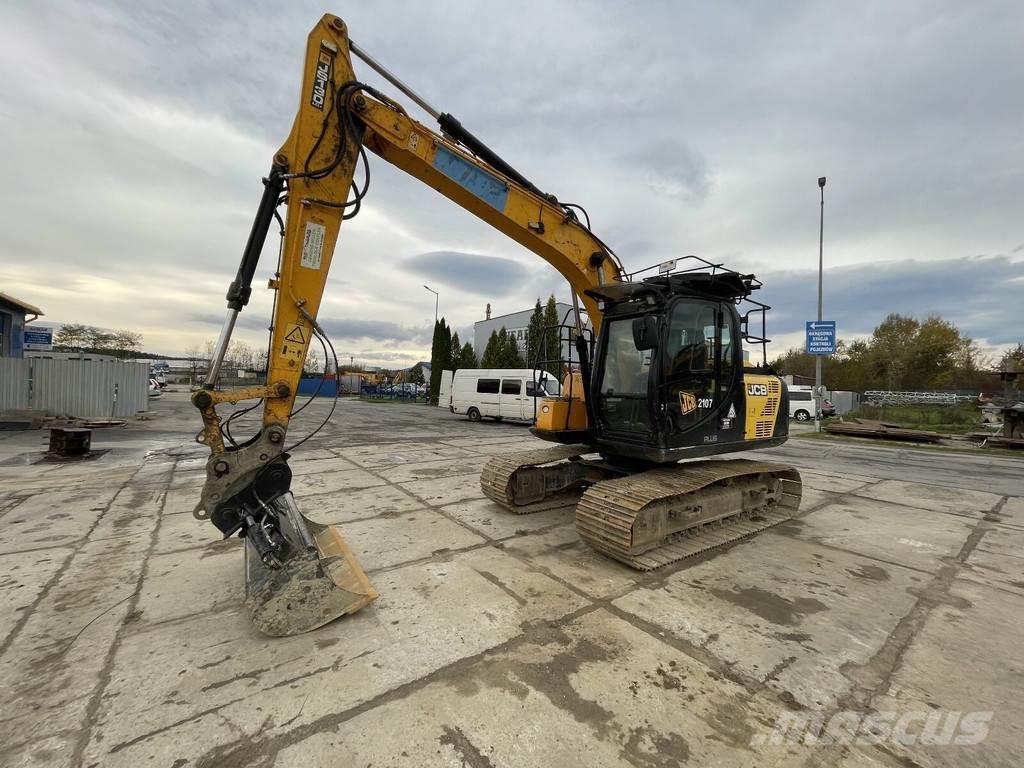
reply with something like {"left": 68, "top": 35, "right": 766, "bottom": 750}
{"left": 0, "top": 392, "right": 1021, "bottom": 767}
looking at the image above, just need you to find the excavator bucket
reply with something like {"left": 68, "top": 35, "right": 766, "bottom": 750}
{"left": 243, "top": 493, "right": 378, "bottom": 637}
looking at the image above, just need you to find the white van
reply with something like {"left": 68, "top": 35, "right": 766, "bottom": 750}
{"left": 788, "top": 385, "right": 815, "bottom": 421}
{"left": 451, "top": 368, "right": 560, "bottom": 422}
{"left": 437, "top": 370, "right": 454, "bottom": 408}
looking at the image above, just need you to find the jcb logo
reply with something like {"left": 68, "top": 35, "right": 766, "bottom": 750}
{"left": 747, "top": 383, "right": 768, "bottom": 396}
{"left": 310, "top": 49, "right": 333, "bottom": 109}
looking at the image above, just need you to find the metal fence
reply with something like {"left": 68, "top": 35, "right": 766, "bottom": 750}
{"left": 0, "top": 357, "right": 149, "bottom": 418}
{"left": 863, "top": 391, "right": 975, "bottom": 406}
{"left": 824, "top": 390, "right": 862, "bottom": 415}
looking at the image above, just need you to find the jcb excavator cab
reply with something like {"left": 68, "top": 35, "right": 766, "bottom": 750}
{"left": 534, "top": 263, "right": 790, "bottom": 464}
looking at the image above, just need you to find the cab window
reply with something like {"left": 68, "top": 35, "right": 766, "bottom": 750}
{"left": 599, "top": 320, "right": 650, "bottom": 396}
{"left": 662, "top": 301, "right": 738, "bottom": 431}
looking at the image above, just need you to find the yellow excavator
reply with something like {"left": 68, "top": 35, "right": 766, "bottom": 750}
{"left": 192, "top": 14, "right": 802, "bottom": 637}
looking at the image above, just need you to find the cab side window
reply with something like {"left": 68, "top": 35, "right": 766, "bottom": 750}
{"left": 666, "top": 303, "right": 717, "bottom": 378}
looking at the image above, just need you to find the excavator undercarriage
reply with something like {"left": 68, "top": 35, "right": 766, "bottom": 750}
{"left": 482, "top": 448, "right": 801, "bottom": 569}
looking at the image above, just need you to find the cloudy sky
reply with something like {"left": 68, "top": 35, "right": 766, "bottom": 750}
{"left": 2, "top": 1, "right": 1021, "bottom": 366}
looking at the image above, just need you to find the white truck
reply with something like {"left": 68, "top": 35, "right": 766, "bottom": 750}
{"left": 449, "top": 368, "right": 560, "bottom": 422}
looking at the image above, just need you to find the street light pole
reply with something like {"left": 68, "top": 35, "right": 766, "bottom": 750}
{"left": 423, "top": 285, "right": 439, "bottom": 325}
{"left": 815, "top": 176, "right": 826, "bottom": 433}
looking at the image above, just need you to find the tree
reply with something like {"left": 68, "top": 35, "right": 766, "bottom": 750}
{"left": 458, "top": 342, "right": 477, "bottom": 369}
{"left": 183, "top": 344, "right": 205, "bottom": 385}
{"left": 226, "top": 340, "right": 257, "bottom": 371}
{"left": 543, "top": 295, "right": 561, "bottom": 374}
{"left": 253, "top": 347, "right": 268, "bottom": 376}
{"left": 870, "top": 314, "right": 920, "bottom": 390}
{"left": 449, "top": 332, "right": 463, "bottom": 372}
{"left": 109, "top": 330, "right": 143, "bottom": 359}
{"left": 501, "top": 329, "right": 524, "bottom": 367}
{"left": 771, "top": 312, "right": 993, "bottom": 393}
{"left": 999, "top": 343, "right": 1024, "bottom": 372}
{"left": 53, "top": 323, "right": 143, "bottom": 357}
{"left": 526, "top": 298, "right": 545, "bottom": 367}
{"left": 54, "top": 323, "right": 93, "bottom": 351}
{"left": 303, "top": 347, "right": 326, "bottom": 375}
{"left": 428, "top": 317, "right": 451, "bottom": 405}
{"left": 496, "top": 328, "right": 509, "bottom": 366}
{"left": 481, "top": 329, "right": 501, "bottom": 367}
{"left": 408, "top": 363, "right": 426, "bottom": 385}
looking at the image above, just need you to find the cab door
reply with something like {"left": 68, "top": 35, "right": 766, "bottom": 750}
{"left": 659, "top": 300, "right": 739, "bottom": 447}
{"left": 595, "top": 319, "right": 654, "bottom": 439}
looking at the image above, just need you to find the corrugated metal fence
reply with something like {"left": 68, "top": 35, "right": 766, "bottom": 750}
{"left": 0, "top": 358, "right": 149, "bottom": 418}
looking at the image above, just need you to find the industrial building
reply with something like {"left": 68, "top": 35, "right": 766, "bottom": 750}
{"left": 473, "top": 301, "right": 578, "bottom": 362}
{"left": 0, "top": 292, "right": 43, "bottom": 358}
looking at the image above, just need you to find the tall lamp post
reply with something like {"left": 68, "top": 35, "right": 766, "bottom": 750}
{"left": 423, "top": 285, "right": 439, "bottom": 325}
{"left": 815, "top": 176, "right": 826, "bottom": 433}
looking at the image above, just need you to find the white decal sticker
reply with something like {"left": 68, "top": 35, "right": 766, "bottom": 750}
{"left": 727, "top": 404, "right": 737, "bottom": 418}
{"left": 301, "top": 222, "right": 326, "bottom": 269}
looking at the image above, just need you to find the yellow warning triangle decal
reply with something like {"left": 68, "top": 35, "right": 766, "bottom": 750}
{"left": 284, "top": 325, "right": 306, "bottom": 344}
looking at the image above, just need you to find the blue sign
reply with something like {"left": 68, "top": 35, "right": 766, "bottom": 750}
{"left": 805, "top": 321, "right": 836, "bottom": 355}
{"left": 23, "top": 325, "right": 54, "bottom": 350}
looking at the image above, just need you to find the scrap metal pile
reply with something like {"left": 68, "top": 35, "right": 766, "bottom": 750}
{"left": 967, "top": 402, "right": 1024, "bottom": 449}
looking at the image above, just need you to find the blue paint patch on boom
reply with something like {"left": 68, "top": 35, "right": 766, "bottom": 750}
{"left": 433, "top": 145, "right": 509, "bottom": 211}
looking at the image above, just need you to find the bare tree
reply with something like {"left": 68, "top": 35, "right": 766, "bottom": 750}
{"left": 183, "top": 344, "right": 205, "bottom": 386}
{"left": 54, "top": 323, "right": 92, "bottom": 351}
{"left": 110, "top": 330, "right": 143, "bottom": 359}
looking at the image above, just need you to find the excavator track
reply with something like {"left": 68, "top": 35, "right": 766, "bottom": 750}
{"left": 575, "top": 459, "right": 802, "bottom": 570}
{"left": 480, "top": 445, "right": 595, "bottom": 512}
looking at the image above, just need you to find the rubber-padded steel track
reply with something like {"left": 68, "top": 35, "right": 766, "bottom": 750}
{"left": 575, "top": 459, "right": 802, "bottom": 570}
{"left": 480, "top": 445, "right": 590, "bottom": 512}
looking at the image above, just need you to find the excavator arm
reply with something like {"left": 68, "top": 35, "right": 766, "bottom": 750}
{"left": 192, "top": 14, "right": 623, "bottom": 635}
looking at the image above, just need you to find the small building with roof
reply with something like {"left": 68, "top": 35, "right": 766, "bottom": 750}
{"left": 0, "top": 292, "right": 44, "bottom": 359}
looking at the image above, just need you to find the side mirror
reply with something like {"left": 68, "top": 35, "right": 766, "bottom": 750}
{"left": 632, "top": 316, "right": 659, "bottom": 350}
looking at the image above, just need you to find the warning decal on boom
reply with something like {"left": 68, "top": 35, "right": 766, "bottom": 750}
{"left": 280, "top": 323, "right": 308, "bottom": 362}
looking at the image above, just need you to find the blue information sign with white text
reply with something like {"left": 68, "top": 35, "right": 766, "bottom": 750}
{"left": 805, "top": 321, "right": 836, "bottom": 355}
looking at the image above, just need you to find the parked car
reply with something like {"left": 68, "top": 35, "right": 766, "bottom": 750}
{"left": 788, "top": 386, "right": 835, "bottom": 420}
{"left": 148, "top": 378, "right": 163, "bottom": 398}
{"left": 788, "top": 385, "right": 814, "bottom": 421}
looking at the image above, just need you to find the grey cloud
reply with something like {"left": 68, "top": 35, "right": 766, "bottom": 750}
{"left": 625, "top": 142, "right": 711, "bottom": 200}
{"left": 2, "top": 1, "right": 1022, "bottom": 364}
{"left": 318, "top": 318, "right": 431, "bottom": 345}
{"left": 188, "top": 313, "right": 430, "bottom": 346}
{"left": 189, "top": 312, "right": 269, "bottom": 333}
{"left": 401, "top": 251, "right": 530, "bottom": 297}
{"left": 755, "top": 255, "right": 1024, "bottom": 346}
